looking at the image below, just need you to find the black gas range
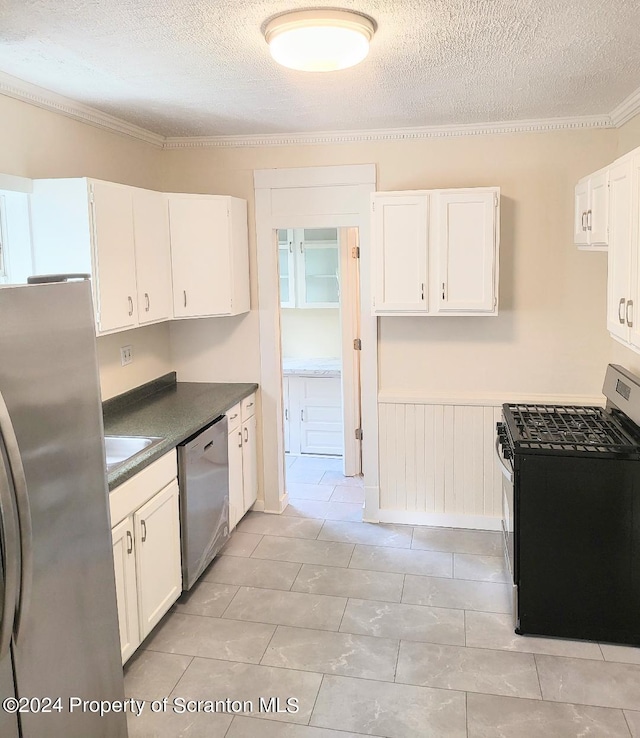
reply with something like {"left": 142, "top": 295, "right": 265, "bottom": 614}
{"left": 496, "top": 364, "right": 640, "bottom": 646}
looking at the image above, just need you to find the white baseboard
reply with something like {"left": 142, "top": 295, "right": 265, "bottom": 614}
{"left": 377, "top": 509, "right": 502, "bottom": 531}
{"left": 256, "top": 492, "right": 289, "bottom": 515}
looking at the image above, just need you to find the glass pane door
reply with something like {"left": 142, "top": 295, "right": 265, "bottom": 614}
{"left": 300, "top": 229, "right": 340, "bottom": 307}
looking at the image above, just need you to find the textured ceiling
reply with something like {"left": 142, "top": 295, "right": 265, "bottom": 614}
{"left": 0, "top": 0, "right": 639, "bottom": 137}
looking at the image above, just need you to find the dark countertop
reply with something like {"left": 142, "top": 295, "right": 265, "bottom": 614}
{"left": 103, "top": 372, "right": 258, "bottom": 491}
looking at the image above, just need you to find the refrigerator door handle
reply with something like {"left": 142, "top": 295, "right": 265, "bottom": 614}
{"left": 0, "top": 439, "right": 20, "bottom": 660}
{"left": 0, "top": 391, "right": 33, "bottom": 643}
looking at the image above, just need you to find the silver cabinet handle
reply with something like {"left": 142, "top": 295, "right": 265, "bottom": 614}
{"left": 141, "top": 520, "right": 147, "bottom": 543}
{"left": 619, "top": 297, "right": 626, "bottom": 324}
{"left": 244, "top": 427, "right": 249, "bottom": 443}
{"left": 441, "top": 282, "right": 445, "bottom": 300}
{"left": 627, "top": 300, "right": 634, "bottom": 328}
{"left": 581, "top": 212, "right": 587, "bottom": 231}
{"left": 0, "top": 390, "right": 32, "bottom": 643}
{"left": 285, "top": 409, "right": 288, "bottom": 420}
{"left": 289, "top": 241, "right": 293, "bottom": 253}
{"left": 587, "top": 209, "right": 592, "bottom": 231}
{"left": 229, "top": 413, "right": 238, "bottom": 421}
{"left": 126, "top": 530, "right": 133, "bottom": 554}
{"left": 144, "top": 293, "right": 150, "bottom": 312}
{"left": 128, "top": 296, "right": 134, "bottom": 316}
{"left": 299, "top": 241, "right": 303, "bottom": 254}
{"left": 183, "top": 290, "right": 187, "bottom": 308}
{"left": 0, "top": 429, "right": 20, "bottom": 660}
{"left": 246, "top": 402, "right": 254, "bottom": 409}
{"left": 238, "top": 430, "right": 242, "bottom": 448}
{"left": 301, "top": 409, "right": 304, "bottom": 421}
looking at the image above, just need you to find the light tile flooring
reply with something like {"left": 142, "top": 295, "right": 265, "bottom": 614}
{"left": 125, "top": 456, "right": 640, "bottom": 737}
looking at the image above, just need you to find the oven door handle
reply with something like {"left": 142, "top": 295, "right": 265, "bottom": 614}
{"left": 495, "top": 436, "right": 513, "bottom": 483}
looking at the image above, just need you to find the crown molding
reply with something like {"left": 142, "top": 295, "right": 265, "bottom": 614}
{"left": 610, "top": 84, "right": 640, "bottom": 128}
{"left": 0, "top": 71, "right": 165, "bottom": 148}
{"left": 2, "top": 69, "right": 639, "bottom": 150}
{"left": 163, "top": 115, "right": 614, "bottom": 149}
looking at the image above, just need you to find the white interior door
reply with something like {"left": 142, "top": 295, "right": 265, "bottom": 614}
{"left": 340, "top": 227, "right": 362, "bottom": 475}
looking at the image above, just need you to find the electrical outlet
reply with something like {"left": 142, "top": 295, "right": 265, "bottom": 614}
{"left": 120, "top": 345, "right": 133, "bottom": 366}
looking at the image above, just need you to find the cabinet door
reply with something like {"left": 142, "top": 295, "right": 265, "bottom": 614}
{"left": 607, "top": 159, "right": 633, "bottom": 343}
{"left": 299, "top": 377, "right": 343, "bottom": 456}
{"left": 297, "top": 228, "right": 340, "bottom": 308}
{"left": 133, "top": 189, "right": 173, "bottom": 324}
{"left": 90, "top": 181, "right": 138, "bottom": 333}
{"left": 228, "top": 426, "right": 244, "bottom": 529}
{"left": 111, "top": 517, "right": 139, "bottom": 664}
{"left": 134, "top": 480, "right": 182, "bottom": 639}
{"left": 588, "top": 171, "right": 609, "bottom": 247}
{"left": 278, "top": 229, "right": 296, "bottom": 308}
{"left": 574, "top": 179, "right": 589, "bottom": 246}
{"left": 629, "top": 155, "right": 640, "bottom": 350}
{"left": 372, "top": 195, "right": 428, "bottom": 313}
{"left": 242, "top": 415, "right": 258, "bottom": 513}
{"left": 434, "top": 190, "right": 497, "bottom": 314}
{"left": 169, "top": 196, "right": 232, "bottom": 318}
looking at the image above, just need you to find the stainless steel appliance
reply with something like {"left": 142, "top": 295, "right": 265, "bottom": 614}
{"left": 178, "top": 417, "right": 229, "bottom": 590}
{"left": 0, "top": 278, "right": 126, "bottom": 737}
{"left": 496, "top": 364, "right": 640, "bottom": 646}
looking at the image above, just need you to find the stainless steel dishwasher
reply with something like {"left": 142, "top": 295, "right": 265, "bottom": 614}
{"left": 178, "top": 415, "right": 229, "bottom": 590}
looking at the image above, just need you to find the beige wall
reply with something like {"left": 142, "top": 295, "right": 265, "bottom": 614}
{"left": 281, "top": 309, "right": 341, "bottom": 359}
{"left": 0, "top": 94, "right": 171, "bottom": 398}
{"left": 163, "top": 128, "right": 617, "bottom": 399}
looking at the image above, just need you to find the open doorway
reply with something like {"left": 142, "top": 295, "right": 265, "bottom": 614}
{"left": 278, "top": 226, "right": 364, "bottom": 520}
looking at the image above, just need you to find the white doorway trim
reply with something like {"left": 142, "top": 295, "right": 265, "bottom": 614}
{"left": 254, "top": 164, "right": 379, "bottom": 521}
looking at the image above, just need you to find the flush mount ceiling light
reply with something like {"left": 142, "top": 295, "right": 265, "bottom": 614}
{"left": 264, "top": 9, "right": 376, "bottom": 72}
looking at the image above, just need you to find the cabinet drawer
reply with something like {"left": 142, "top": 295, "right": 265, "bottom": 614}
{"left": 109, "top": 450, "right": 177, "bottom": 527}
{"left": 241, "top": 393, "right": 256, "bottom": 422}
{"left": 226, "top": 402, "right": 242, "bottom": 432}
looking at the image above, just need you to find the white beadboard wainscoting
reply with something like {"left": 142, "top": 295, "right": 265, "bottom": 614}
{"left": 377, "top": 392, "right": 602, "bottom": 531}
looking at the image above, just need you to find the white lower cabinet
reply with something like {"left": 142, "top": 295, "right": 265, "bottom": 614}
{"left": 226, "top": 393, "right": 258, "bottom": 529}
{"left": 109, "top": 452, "right": 182, "bottom": 664}
{"left": 284, "top": 375, "right": 343, "bottom": 456}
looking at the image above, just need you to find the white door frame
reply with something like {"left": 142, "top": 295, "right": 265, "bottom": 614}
{"left": 254, "top": 164, "right": 379, "bottom": 521}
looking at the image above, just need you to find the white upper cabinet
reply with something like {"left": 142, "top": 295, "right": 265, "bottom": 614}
{"left": 132, "top": 189, "right": 173, "bottom": 325}
{"left": 279, "top": 228, "right": 340, "bottom": 309}
{"left": 30, "top": 178, "right": 138, "bottom": 334}
{"left": 574, "top": 169, "right": 609, "bottom": 250}
{"left": 371, "top": 188, "right": 499, "bottom": 316}
{"left": 168, "top": 194, "right": 250, "bottom": 319}
{"left": 433, "top": 190, "right": 498, "bottom": 314}
{"left": 372, "top": 193, "right": 428, "bottom": 314}
{"left": 606, "top": 157, "right": 633, "bottom": 344}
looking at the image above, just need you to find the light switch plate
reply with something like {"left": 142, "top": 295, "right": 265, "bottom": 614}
{"left": 120, "top": 345, "right": 133, "bottom": 366}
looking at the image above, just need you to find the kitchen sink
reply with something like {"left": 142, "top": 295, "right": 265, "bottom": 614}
{"left": 104, "top": 435, "right": 164, "bottom": 473}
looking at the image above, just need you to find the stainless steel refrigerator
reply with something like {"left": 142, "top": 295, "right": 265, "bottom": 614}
{"left": 0, "top": 278, "right": 127, "bottom": 737}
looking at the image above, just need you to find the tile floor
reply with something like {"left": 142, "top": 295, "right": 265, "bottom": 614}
{"left": 124, "top": 455, "right": 640, "bottom": 737}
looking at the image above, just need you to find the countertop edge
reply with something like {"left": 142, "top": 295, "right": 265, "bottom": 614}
{"left": 106, "top": 382, "right": 258, "bottom": 491}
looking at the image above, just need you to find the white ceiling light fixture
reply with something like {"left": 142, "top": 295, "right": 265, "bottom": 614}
{"left": 264, "top": 9, "right": 376, "bottom": 72}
